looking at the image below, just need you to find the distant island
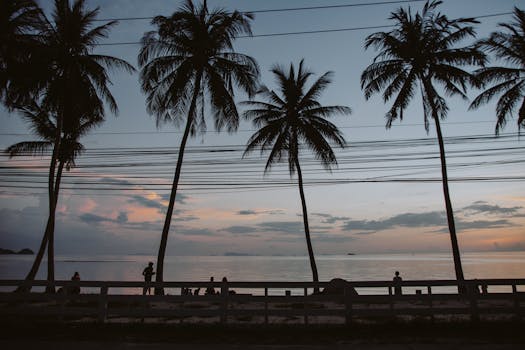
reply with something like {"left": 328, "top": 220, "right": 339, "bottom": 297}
{"left": 0, "top": 248, "right": 34, "bottom": 255}
{"left": 347, "top": 253, "right": 356, "bottom": 255}
{"left": 223, "top": 252, "right": 257, "bottom": 256}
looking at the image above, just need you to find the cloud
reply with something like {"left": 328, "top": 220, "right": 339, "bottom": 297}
{"left": 237, "top": 210, "right": 257, "bottom": 215}
{"left": 219, "top": 219, "right": 334, "bottom": 237}
{"left": 434, "top": 219, "right": 514, "bottom": 233}
{"left": 220, "top": 225, "right": 261, "bottom": 234}
{"left": 492, "top": 241, "right": 525, "bottom": 252}
{"left": 78, "top": 211, "right": 165, "bottom": 231}
{"left": 312, "top": 213, "right": 350, "bottom": 224}
{"left": 461, "top": 201, "right": 522, "bottom": 216}
{"left": 128, "top": 193, "right": 189, "bottom": 215}
{"left": 79, "top": 212, "right": 131, "bottom": 225}
{"left": 128, "top": 195, "right": 165, "bottom": 210}
{"left": 256, "top": 221, "right": 305, "bottom": 234}
{"left": 342, "top": 211, "right": 447, "bottom": 234}
{"left": 236, "top": 209, "right": 286, "bottom": 216}
{"left": 174, "top": 214, "right": 198, "bottom": 222}
{"left": 171, "top": 226, "right": 215, "bottom": 236}
{"left": 116, "top": 212, "right": 128, "bottom": 224}
{"left": 79, "top": 213, "right": 113, "bottom": 224}
{"left": 341, "top": 203, "right": 520, "bottom": 235}
{"left": 98, "top": 177, "right": 133, "bottom": 186}
{"left": 160, "top": 192, "right": 189, "bottom": 205}
{"left": 0, "top": 206, "right": 158, "bottom": 255}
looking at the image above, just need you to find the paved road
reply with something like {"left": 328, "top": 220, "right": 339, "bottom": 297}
{"left": 1, "top": 341, "right": 523, "bottom": 349}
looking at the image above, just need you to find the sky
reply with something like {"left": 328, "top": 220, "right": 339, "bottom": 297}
{"left": 0, "top": 0, "right": 524, "bottom": 257}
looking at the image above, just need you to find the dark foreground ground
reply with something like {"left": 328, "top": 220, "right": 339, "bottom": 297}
{"left": 1, "top": 321, "right": 525, "bottom": 349}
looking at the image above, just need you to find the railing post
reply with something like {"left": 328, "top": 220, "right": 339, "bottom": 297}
{"left": 388, "top": 285, "right": 394, "bottom": 314}
{"left": 468, "top": 281, "right": 479, "bottom": 322}
{"left": 220, "top": 281, "right": 228, "bottom": 325}
{"left": 264, "top": 287, "right": 268, "bottom": 326}
{"left": 304, "top": 287, "right": 308, "bottom": 325}
{"left": 98, "top": 285, "right": 108, "bottom": 323}
{"left": 512, "top": 284, "right": 520, "bottom": 320}
{"left": 58, "top": 285, "right": 66, "bottom": 322}
{"left": 427, "top": 285, "right": 434, "bottom": 322}
{"left": 345, "top": 283, "right": 353, "bottom": 326}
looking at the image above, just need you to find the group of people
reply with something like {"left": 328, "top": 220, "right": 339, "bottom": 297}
{"left": 55, "top": 269, "right": 488, "bottom": 297}
{"left": 141, "top": 262, "right": 231, "bottom": 296}
{"left": 65, "top": 265, "right": 403, "bottom": 297}
{"left": 182, "top": 276, "right": 232, "bottom": 296}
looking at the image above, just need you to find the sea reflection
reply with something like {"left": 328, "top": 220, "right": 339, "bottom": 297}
{"left": 1, "top": 252, "right": 524, "bottom": 295}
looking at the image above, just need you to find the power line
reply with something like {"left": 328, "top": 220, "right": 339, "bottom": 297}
{"left": 0, "top": 120, "right": 501, "bottom": 137}
{"left": 94, "top": 1, "right": 428, "bottom": 22}
{"left": 0, "top": 176, "right": 523, "bottom": 191}
{"left": 95, "top": 11, "right": 514, "bottom": 46}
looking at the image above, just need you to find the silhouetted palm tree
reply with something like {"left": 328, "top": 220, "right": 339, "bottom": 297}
{"left": 361, "top": 0, "right": 485, "bottom": 284}
{"left": 243, "top": 60, "right": 350, "bottom": 290}
{"left": 17, "top": 0, "right": 134, "bottom": 291}
{"left": 7, "top": 103, "right": 102, "bottom": 291}
{"left": 470, "top": 7, "right": 525, "bottom": 134}
{"left": 0, "top": 0, "right": 45, "bottom": 107}
{"left": 138, "top": 0, "right": 259, "bottom": 294}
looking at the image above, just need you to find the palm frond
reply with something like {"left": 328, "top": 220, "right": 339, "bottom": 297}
{"left": 6, "top": 141, "right": 52, "bottom": 157}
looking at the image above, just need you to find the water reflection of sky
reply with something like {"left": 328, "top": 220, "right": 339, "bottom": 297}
{"left": 1, "top": 252, "right": 523, "bottom": 295}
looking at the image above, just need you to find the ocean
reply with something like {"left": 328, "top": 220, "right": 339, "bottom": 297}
{"left": 1, "top": 251, "right": 524, "bottom": 295}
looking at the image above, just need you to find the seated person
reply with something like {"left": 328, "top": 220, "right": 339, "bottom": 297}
{"left": 205, "top": 277, "right": 216, "bottom": 295}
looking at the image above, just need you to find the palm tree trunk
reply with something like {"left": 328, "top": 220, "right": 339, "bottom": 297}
{"left": 155, "top": 71, "right": 203, "bottom": 295}
{"left": 294, "top": 157, "right": 320, "bottom": 293}
{"left": 423, "top": 78, "right": 465, "bottom": 285}
{"left": 44, "top": 125, "right": 62, "bottom": 293}
{"left": 433, "top": 116, "right": 465, "bottom": 282}
{"left": 47, "top": 160, "right": 65, "bottom": 282}
{"left": 18, "top": 160, "right": 64, "bottom": 292}
{"left": 17, "top": 221, "right": 50, "bottom": 292}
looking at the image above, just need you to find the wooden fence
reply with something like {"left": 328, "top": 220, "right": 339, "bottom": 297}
{"left": 1, "top": 279, "right": 524, "bottom": 324}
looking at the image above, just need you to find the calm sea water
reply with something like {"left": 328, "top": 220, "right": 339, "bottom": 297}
{"left": 1, "top": 252, "right": 524, "bottom": 295}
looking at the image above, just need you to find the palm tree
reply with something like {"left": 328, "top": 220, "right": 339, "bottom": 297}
{"left": 243, "top": 60, "right": 351, "bottom": 290}
{"left": 138, "top": 0, "right": 259, "bottom": 294}
{"left": 0, "top": 0, "right": 45, "bottom": 107}
{"left": 17, "top": 0, "right": 134, "bottom": 291}
{"left": 360, "top": 0, "right": 485, "bottom": 284}
{"left": 7, "top": 103, "right": 102, "bottom": 291}
{"left": 470, "top": 7, "right": 525, "bottom": 134}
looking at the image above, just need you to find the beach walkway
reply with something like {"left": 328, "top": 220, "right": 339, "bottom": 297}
{"left": 1, "top": 340, "right": 523, "bottom": 349}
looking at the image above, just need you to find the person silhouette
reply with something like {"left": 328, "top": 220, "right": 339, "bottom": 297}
{"left": 393, "top": 271, "right": 402, "bottom": 296}
{"left": 142, "top": 262, "right": 155, "bottom": 295}
{"left": 70, "top": 271, "right": 80, "bottom": 294}
{"left": 205, "top": 276, "right": 216, "bottom": 295}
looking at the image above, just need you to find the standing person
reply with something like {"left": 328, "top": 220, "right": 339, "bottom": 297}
{"left": 142, "top": 262, "right": 155, "bottom": 295}
{"left": 393, "top": 271, "right": 402, "bottom": 296}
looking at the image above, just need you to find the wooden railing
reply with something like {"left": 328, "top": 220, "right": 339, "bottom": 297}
{"left": 0, "top": 279, "right": 524, "bottom": 324}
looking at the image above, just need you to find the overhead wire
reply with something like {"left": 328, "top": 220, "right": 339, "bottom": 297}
{"left": 0, "top": 120, "right": 501, "bottom": 137}
{"left": 1, "top": 131, "right": 523, "bottom": 195}
{"left": 93, "top": 0, "right": 429, "bottom": 22}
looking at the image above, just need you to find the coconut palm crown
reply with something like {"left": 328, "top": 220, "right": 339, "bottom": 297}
{"left": 15, "top": 0, "right": 135, "bottom": 291}
{"left": 360, "top": 0, "right": 486, "bottom": 283}
{"left": 7, "top": 103, "right": 103, "bottom": 169}
{"left": 470, "top": 7, "right": 525, "bottom": 134}
{"left": 138, "top": 0, "right": 259, "bottom": 294}
{"left": 0, "top": 0, "right": 46, "bottom": 107}
{"left": 243, "top": 59, "right": 351, "bottom": 286}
